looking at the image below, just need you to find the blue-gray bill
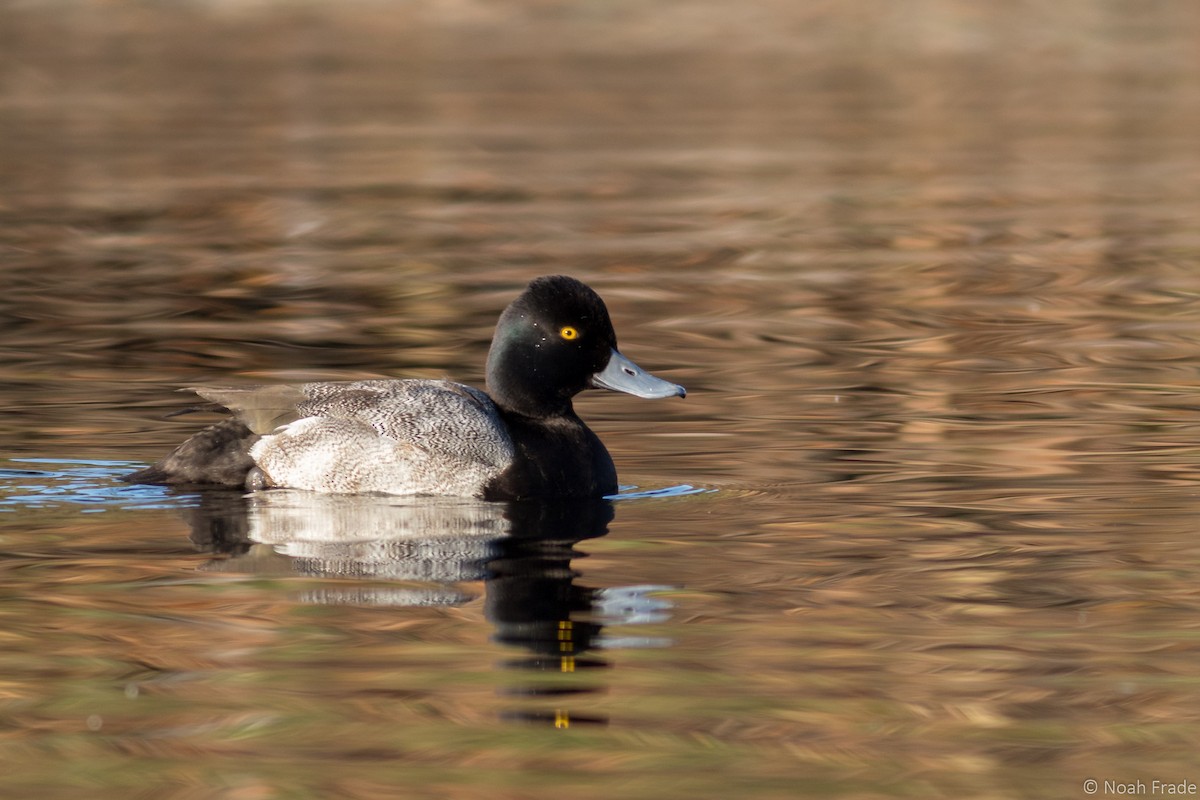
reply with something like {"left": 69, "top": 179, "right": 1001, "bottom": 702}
{"left": 590, "top": 348, "right": 686, "bottom": 399}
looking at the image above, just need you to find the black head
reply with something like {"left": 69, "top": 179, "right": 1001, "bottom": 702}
{"left": 486, "top": 276, "right": 618, "bottom": 418}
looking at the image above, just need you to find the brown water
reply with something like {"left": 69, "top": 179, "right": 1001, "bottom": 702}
{"left": 4, "top": 1, "right": 1200, "bottom": 797}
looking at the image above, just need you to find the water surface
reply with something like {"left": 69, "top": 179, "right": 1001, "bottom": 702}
{"left": 3, "top": 1, "right": 1200, "bottom": 797}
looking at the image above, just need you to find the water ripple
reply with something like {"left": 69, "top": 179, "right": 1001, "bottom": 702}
{"left": 610, "top": 484, "right": 718, "bottom": 500}
{"left": 0, "top": 459, "right": 195, "bottom": 511}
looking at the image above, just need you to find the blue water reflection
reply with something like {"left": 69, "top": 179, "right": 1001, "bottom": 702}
{"left": 611, "top": 484, "right": 716, "bottom": 500}
{"left": 0, "top": 458, "right": 191, "bottom": 510}
{"left": 1, "top": 459, "right": 715, "bottom": 510}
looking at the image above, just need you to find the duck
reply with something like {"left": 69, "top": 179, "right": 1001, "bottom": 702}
{"left": 123, "top": 275, "right": 685, "bottom": 500}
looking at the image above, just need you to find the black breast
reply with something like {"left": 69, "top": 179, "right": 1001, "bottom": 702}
{"left": 482, "top": 413, "right": 617, "bottom": 500}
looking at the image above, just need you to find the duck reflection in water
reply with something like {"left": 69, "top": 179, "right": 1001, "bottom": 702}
{"left": 182, "top": 490, "right": 673, "bottom": 727}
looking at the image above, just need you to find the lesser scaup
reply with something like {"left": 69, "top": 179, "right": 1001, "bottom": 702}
{"left": 124, "top": 275, "right": 685, "bottom": 499}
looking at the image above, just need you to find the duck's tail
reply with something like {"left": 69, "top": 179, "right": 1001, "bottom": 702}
{"left": 122, "top": 417, "right": 260, "bottom": 487}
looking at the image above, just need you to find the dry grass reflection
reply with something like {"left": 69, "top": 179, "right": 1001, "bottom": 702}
{"left": 3, "top": 0, "right": 1200, "bottom": 797}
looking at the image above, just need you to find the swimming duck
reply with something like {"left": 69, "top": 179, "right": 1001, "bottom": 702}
{"left": 124, "top": 275, "right": 685, "bottom": 499}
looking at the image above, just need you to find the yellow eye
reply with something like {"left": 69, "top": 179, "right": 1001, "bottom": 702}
{"left": 559, "top": 326, "right": 579, "bottom": 340}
